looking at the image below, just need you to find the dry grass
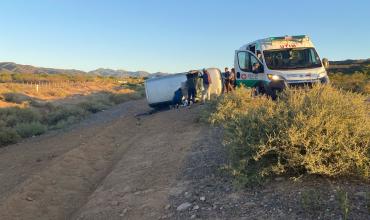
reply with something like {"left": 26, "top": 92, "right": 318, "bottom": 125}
{"left": 0, "top": 77, "right": 143, "bottom": 107}
{"left": 207, "top": 85, "right": 370, "bottom": 185}
{"left": 329, "top": 72, "right": 370, "bottom": 95}
{"left": 0, "top": 75, "right": 144, "bottom": 147}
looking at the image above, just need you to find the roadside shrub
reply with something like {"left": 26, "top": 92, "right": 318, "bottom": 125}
{"left": 109, "top": 92, "right": 142, "bottom": 104}
{"left": 3, "top": 93, "right": 32, "bottom": 104}
{"left": 14, "top": 122, "right": 47, "bottom": 138}
{"left": 46, "top": 106, "right": 87, "bottom": 127}
{"left": 0, "top": 107, "right": 42, "bottom": 127}
{"left": 49, "top": 115, "right": 81, "bottom": 130}
{"left": 122, "top": 83, "right": 144, "bottom": 91}
{"left": 109, "top": 93, "right": 130, "bottom": 104}
{"left": 210, "top": 85, "right": 370, "bottom": 184}
{"left": 0, "top": 127, "right": 20, "bottom": 146}
{"left": 78, "top": 100, "right": 112, "bottom": 113}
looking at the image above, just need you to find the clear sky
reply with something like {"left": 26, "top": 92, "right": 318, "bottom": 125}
{"left": 0, "top": 0, "right": 369, "bottom": 73}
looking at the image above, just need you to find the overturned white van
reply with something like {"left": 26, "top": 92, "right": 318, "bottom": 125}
{"left": 234, "top": 35, "right": 330, "bottom": 98}
{"left": 144, "top": 68, "right": 222, "bottom": 108}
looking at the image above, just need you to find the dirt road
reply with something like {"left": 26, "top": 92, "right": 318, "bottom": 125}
{"left": 1, "top": 99, "right": 369, "bottom": 220}
{"left": 0, "top": 99, "right": 204, "bottom": 220}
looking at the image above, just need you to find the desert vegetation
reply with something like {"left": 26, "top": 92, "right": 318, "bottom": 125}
{"left": 207, "top": 85, "right": 370, "bottom": 185}
{"left": 329, "top": 72, "right": 370, "bottom": 94}
{"left": 328, "top": 59, "right": 370, "bottom": 94}
{"left": 197, "top": 61, "right": 370, "bottom": 219}
{"left": 0, "top": 73, "right": 144, "bottom": 147}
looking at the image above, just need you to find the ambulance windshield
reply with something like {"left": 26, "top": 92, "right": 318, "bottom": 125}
{"left": 263, "top": 48, "right": 322, "bottom": 70}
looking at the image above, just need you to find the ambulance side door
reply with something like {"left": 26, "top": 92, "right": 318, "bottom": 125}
{"left": 234, "top": 50, "right": 264, "bottom": 87}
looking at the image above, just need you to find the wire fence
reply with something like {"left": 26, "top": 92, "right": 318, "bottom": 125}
{"left": 0, "top": 81, "right": 96, "bottom": 93}
{"left": 0, "top": 79, "right": 137, "bottom": 94}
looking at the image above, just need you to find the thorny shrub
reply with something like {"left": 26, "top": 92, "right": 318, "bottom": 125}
{"left": 208, "top": 85, "right": 370, "bottom": 184}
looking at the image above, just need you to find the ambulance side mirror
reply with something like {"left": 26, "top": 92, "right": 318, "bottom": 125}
{"left": 322, "top": 58, "right": 329, "bottom": 69}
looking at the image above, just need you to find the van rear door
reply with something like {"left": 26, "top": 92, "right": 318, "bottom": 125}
{"left": 234, "top": 50, "right": 265, "bottom": 87}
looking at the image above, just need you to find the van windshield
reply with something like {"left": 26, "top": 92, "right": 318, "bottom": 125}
{"left": 263, "top": 48, "right": 322, "bottom": 70}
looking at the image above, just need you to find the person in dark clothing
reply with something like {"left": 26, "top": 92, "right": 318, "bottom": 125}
{"left": 186, "top": 71, "right": 197, "bottom": 105}
{"left": 231, "top": 68, "right": 237, "bottom": 89}
{"left": 223, "top": 67, "right": 232, "bottom": 93}
{"left": 172, "top": 88, "right": 183, "bottom": 108}
{"left": 201, "top": 69, "right": 212, "bottom": 103}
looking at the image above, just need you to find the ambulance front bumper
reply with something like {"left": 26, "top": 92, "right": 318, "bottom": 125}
{"left": 268, "top": 75, "right": 329, "bottom": 89}
{"left": 286, "top": 76, "right": 330, "bottom": 87}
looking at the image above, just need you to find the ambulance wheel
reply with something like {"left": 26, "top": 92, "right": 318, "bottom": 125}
{"left": 252, "top": 86, "right": 261, "bottom": 96}
{"left": 253, "top": 82, "right": 266, "bottom": 96}
{"left": 269, "top": 88, "right": 278, "bottom": 100}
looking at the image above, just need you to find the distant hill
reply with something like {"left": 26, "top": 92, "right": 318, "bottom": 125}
{"left": 3, "top": 59, "right": 368, "bottom": 78}
{"left": 0, "top": 62, "right": 85, "bottom": 75}
{"left": 88, "top": 68, "right": 151, "bottom": 78}
{"left": 328, "top": 59, "right": 370, "bottom": 74}
{"left": 0, "top": 62, "right": 168, "bottom": 78}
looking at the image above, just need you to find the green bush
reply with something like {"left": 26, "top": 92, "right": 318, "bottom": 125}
{"left": 109, "top": 93, "right": 130, "bottom": 104}
{"left": 45, "top": 106, "right": 87, "bottom": 126}
{"left": 78, "top": 100, "right": 112, "bottom": 113}
{"left": 14, "top": 122, "right": 47, "bottom": 138}
{"left": 0, "top": 107, "right": 42, "bottom": 127}
{"left": 209, "top": 85, "right": 370, "bottom": 185}
{"left": 109, "top": 92, "right": 143, "bottom": 104}
{"left": 50, "top": 115, "right": 81, "bottom": 130}
{"left": 3, "top": 93, "right": 32, "bottom": 104}
{"left": 0, "top": 127, "right": 20, "bottom": 146}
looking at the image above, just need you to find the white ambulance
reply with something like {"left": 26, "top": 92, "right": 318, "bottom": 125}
{"left": 234, "top": 35, "right": 329, "bottom": 98}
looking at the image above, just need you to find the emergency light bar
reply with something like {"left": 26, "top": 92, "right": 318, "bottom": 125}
{"left": 269, "top": 35, "right": 308, "bottom": 41}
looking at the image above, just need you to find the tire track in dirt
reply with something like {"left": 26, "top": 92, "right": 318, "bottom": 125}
{"left": 73, "top": 107, "right": 203, "bottom": 220}
{"left": 0, "top": 100, "right": 150, "bottom": 220}
{"left": 0, "top": 100, "right": 204, "bottom": 220}
{"left": 0, "top": 99, "right": 148, "bottom": 204}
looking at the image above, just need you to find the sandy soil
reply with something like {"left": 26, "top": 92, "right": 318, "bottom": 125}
{"left": 0, "top": 99, "right": 203, "bottom": 220}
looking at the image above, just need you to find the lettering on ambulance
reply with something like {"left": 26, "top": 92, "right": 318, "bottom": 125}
{"left": 280, "top": 44, "right": 297, "bottom": 48}
{"left": 247, "top": 73, "right": 258, "bottom": 80}
{"left": 240, "top": 73, "right": 259, "bottom": 80}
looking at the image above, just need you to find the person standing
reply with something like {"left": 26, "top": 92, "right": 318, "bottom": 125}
{"left": 223, "top": 67, "right": 232, "bottom": 93}
{"left": 201, "top": 69, "right": 212, "bottom": 103}
{"left": 186, "top": 71, "right": 197, "bottom": 105}
{"left": 230, "top": 68, "right": 236, "bottom": 89}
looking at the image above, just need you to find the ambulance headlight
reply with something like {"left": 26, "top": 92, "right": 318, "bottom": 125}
{"left": 267, "top": 74, "right": 282, "bottom": 81}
